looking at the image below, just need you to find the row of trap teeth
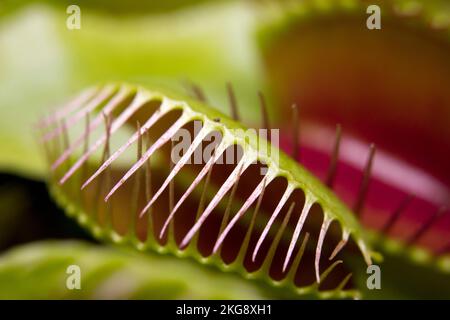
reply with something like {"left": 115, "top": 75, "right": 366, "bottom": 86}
{"left": 38, "top": 83, "right": 372, "bottom": 295}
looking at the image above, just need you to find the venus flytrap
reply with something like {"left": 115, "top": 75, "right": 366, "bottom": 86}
{"left": 40, "top": 83, "right": 374, "bottom": 299}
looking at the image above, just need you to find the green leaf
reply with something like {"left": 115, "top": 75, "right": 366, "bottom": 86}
{"left": 0, "top": 1, "right": 265, "bottom": 179}
{"left": 0, "top": 240, "right": 275, "bottom": 299}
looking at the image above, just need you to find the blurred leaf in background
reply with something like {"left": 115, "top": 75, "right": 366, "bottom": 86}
{"left": 0, "top": 0, "right": 266, "bottom": 179}
{"left": 0, "top": 240, "right": 276, "bottom": 299}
